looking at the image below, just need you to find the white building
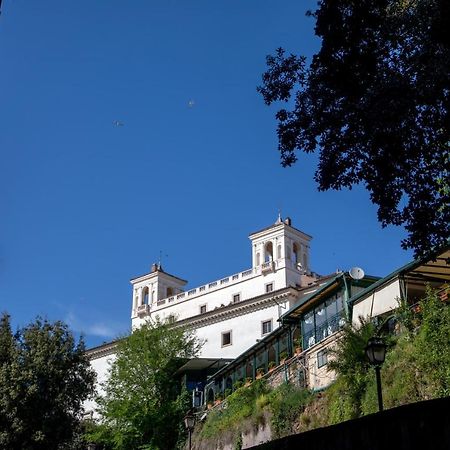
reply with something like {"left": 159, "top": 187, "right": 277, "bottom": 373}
{"left": 130, "top": 215, "right": 314, "bottom": 358}
{"left": 85, "top": 216, "right": 319, "bottom": 415}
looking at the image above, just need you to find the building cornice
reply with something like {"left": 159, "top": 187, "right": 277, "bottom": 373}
{"left": 86, "top": 340, "right": 119, "bottom": 360}
{"left": 249, "top": 222, "right": 312, "bottom": 241}
{"left": 172, "top": 287, "right": 299, "bottom": 330}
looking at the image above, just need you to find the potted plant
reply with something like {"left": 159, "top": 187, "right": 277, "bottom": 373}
{"left": 268, "top": 361, "right": 276, "bottom": 371}
{"left": 214, "top": 394, "right": 223, "bottom": 405}
{"left": 439, "top": 284, "right": 449, "bottom": 302}
{"left": 279, "top": 351, "right": 288, "bottom": 363}
{"left": 245, "top": 377, "right": 252, "bottom": 387}
{"left": 295, "top": 339, "right": 303, "bottom": 355}
{"left": 233, "top": 380, "right": 244, "bottom": 390}
{"left": 256, "top": 367, "right": 265, "bottom": 379}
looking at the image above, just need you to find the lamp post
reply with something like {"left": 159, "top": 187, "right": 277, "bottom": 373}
{"left": 184, "top": 410, "right": 195, "bottom": 450}
{"left": 365, "top": 336, "right": 387, "bottom": 412}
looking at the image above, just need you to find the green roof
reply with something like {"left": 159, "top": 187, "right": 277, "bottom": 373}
{"left": 349, "top": 245, "right": 450, "bottom": 306}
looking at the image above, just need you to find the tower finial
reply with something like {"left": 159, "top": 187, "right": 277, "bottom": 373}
{"left": 275, "top": 209, "right": 282, "bottom": 224}
{"left": 158, "top": 250, "right": 168, "bottom": 271}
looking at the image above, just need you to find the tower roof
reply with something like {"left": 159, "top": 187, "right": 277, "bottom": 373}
{"left": 249, "top": 216, "right": 312, "bottom": 240}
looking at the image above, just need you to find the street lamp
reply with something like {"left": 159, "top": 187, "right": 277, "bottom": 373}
{"left": 365, "top": 336, "right": 387, "bottom": 412}
{"left": 184, "top": 410, "right": 195, "bottom": 450}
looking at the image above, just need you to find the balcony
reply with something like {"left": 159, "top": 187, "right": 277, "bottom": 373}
{"left": 136, "top": 304, "right": 150, "bottom": 317}
{"left": 261, "top": 261, "right": 275, "bottom": 274}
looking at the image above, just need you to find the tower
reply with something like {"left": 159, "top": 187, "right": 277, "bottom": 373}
{"left": 130, "top": 263, "right": 187, "bottom": 320}
{"left": 249, "top": 215, "right": 312, "bottom": 287}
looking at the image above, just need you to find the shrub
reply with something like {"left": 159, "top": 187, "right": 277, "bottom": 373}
{"left": 268, "top": 383, "right": 311, "bottom": 438}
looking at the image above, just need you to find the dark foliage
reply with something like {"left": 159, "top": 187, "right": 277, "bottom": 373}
{"left": 0, "top": 313, "right": 95, "bottom": 450}
{"left": 258, "top": 0, "right": 449, "bottom": 257}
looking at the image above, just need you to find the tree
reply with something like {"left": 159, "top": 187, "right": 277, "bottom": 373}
{"left": 326, "top": 317, "right": 376, "bottom": 419}
{"left": 90, "top": 319, "right": 202, "bottom": 450}
{"left": 0, "top": 313, "right": 95, "bottom": 450}
{"left": 258, "top": 0, "right": 449, "bottom": 257}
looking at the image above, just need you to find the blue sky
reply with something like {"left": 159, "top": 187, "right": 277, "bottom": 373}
{"left": 0, "top": 1, "right": 412, "bottom": 348}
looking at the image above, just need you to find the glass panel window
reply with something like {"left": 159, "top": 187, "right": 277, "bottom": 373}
{"left": 265, "top": 283, "right": 274, "bottom": 293}
{"left": 222, "top": 331, "right": 232, "bottom": 347}
{"left": 326, "top": 297, "right": 337, "bottom": 319}
{"left": 302, "top": 311, "right": 315, "bottom": 348}
{"left": 200, "top": 305, "right": 207, "bottom": 314}
{"left": 262, "top": 320, "right": 272, "bottom": 335}
{"left": 317, "top": 349, "right": 328, "bottom": 368}
{"left": 233, "top": 293, "right": 241, "bottom": 303}
{"left": 302, "top": 293, "right": 347, "bottom": 350}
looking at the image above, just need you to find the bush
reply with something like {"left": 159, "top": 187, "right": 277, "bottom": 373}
{"left": 200, "top": 380, "right": 270, "bottom": 440}
{"left": 268, "top": 383, "right": 311, "bottom": 438}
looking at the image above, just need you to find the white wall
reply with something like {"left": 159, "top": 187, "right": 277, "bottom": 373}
{"left": 83, "top": 352, "right": 116, "bottom": 418}
{"left": 352, "top": 278, "right": 401, "bottom": 323}
{"left": 194, "top": 303, "right": 284, "bottom": 359}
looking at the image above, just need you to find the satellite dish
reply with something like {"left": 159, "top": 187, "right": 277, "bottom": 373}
{"left": 349, "top": 267, "right": 365, "bottom": 280}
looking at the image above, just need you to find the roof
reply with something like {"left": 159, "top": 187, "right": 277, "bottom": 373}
{"left": 175, "top": 358, "right": 233, "bottom": 375}
{"left": 279, "top": 275, "right": 343, "bottom": 323}
{"left": 350, "top": 246, "right": 450, "bottom": 306}
{"left": 279, "top": 272, "right": 379, "bottom": 324}
{"left": 130, "top": 268, "right": 188, "bottom": 284}
{"left": 249, "top": 221, "right": 312, "bottom": 239}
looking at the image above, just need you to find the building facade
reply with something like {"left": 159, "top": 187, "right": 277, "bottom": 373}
{"left": 129, "top": 216, "right": 315, "bottom": 359}
{"left": 85, "top": 216, "right": 321, "bottom": 415}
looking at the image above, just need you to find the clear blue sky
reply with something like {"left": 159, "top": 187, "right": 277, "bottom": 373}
{"left": 0, "top": 0, "right": 412, "bottom": 348}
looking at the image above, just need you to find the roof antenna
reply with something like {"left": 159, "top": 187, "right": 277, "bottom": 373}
{"left": 158, "top": 250, "right": 168, "bottom": 271}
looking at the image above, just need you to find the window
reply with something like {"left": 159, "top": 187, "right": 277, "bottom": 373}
{"left": 167, "top": 314, "right": 175, "bottom": 324}
{"left": 232, "top": 293, "right": 241, "bottom": 303}
{"left": 200, "top": 304, "right": 207, "bottom": 314}
{"left": 317, "top": 349, "right": 328, "bottom": 368}
{"left": 221, "top": 331, "right": 232, "bottom": 347}
{"left": 262, "top": 319, "right": 272, "bottom": 335}
{"left": 265, "top": 283, "right": 273, "bottom": 293}
{"left": 293, "top": 242, "right": 300, "bottom": 264}
{"left": 142, "top": 286, "right": 149, "bottom": 305}
{"left": 301, "top": 292, "right": 346, "bottom": 350}
{"left": 264, "top": 242, "right": 273, "bottom": 262}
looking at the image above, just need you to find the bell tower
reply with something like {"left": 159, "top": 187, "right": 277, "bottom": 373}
{"left": 249, "top": 215, "right": 312, "bottom": 286}
{"left": 130, "top": 263, "right": 187, "bottom": 323}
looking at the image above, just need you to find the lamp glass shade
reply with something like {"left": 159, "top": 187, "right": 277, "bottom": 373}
{"left": 184, "top": 413, "right": 195, "bottom": 430}
{"left": 365, "top": 337, "right": 387, "bottom": 366}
